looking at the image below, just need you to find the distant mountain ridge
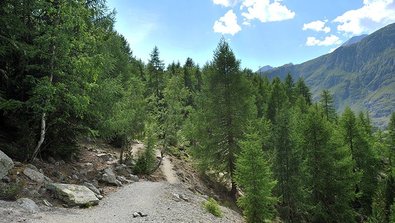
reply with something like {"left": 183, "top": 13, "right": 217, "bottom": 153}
{"left": 261, "top": 23, "right": 395, "bottom": 128}
{"left": 257, "top": 65, "right": 274, "bottom": 73}
{"left": 341, "top": 34, "right": 368, "bottom": 47}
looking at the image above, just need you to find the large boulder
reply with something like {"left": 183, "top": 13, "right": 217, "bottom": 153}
{"left": 47, "top": 183, "right": 99, "bottom": 207}
{"left": 0, "top": 150, "right": 14, "bottom": 179}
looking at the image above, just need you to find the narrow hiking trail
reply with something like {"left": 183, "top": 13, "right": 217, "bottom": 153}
{"left": 156, "top": 150, "right": 179, "bottom": 184}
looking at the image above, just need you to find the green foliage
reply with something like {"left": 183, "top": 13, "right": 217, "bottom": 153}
{"left": 390, "top": 203, "right": 395, "bottom": 223}
{"left": 0, "top": 0, "right": 118, "bottom": 160}
{"left": 368, "top": 181, "right": 388, "bottom": 223}
{"left": 273, "top": 108, "right": 303, "bottom": 222}
{"left": 301, "top": 106, "right": 357, "bottom": 223}
{"left": 204, "top": 198, "right": 223, "bottom": 217}
{"left": 267, "top": 77, "right": 288, "bottom": 123}
{"left": 0, "top": 182, "right": 24, "bottom": 201}
{"left": 235, "top": 130, "right": 277, "bottom": 223}
{"left": 319, "top": 90, "right": 337, "bottom": 122}
{"left": 133, "top": 123, "right": 157, "bottom": 175}
{"left": 160, "top": 73, "right": 190, "bottom": 151}
{"left": 188, "top": 38, "right": 255, "bottom": 198}
{"left": 340, "top": 107, "right": 378, "bottom": 216}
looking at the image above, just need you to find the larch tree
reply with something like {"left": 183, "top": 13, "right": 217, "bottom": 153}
{"left": 295, "top": 78, "right": 312, "bottom": 105}
{"left": 319, "top": 90, "right": 337, "bottom": 122}
{"left": 302, "top": 106, "right": 357, "bottom": 223}
{"left": 273, "top": 108, "right": 303, "bottom": 222}
{"left": 147, "top": 46, "right": 165, "bottom": 99}
{"left": 235, "top": 129, "right": 277, "bottom": 223}
{"left": 340, "top": 107, "right": 378, "bottom": 216}
{"left": 190, "top": 39, "right": 255, "bottom": 199}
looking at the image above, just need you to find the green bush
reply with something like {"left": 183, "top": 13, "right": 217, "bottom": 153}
{"left": 133, "top": 124, "right": 157, "bottom": 175}
{"left": 133, "top": 148, "right": 156, "bottom": 175}
{"left": 0, "top": 182, "right": 24, "bottom": 201}
{"left": 204, "top": 198, "right": 223, "bottom": 217}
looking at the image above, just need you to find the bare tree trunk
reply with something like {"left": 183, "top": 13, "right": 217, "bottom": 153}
{"left": 31, "top": 112, "right": 47, "bottom": 161}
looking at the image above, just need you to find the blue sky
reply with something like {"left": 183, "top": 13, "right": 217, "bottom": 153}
{"left": 107, "top": 0, "right": 395, "bottom": 70}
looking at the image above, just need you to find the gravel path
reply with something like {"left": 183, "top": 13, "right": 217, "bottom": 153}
{"left": 1, "top": 143, "right": 244, "bottom": 222}
{"left": 0, "top": 181, "right": 243, "bottom": 223}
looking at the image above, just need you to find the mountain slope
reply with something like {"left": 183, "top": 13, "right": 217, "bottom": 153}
{"left": 262, "top": 23, "right": 395, "bottom": 128}
{"left": 341, "top": 34, "right": 368, "bottom": 47}
{"left": 257, "top": 65, "right": 274, "bottom": 73}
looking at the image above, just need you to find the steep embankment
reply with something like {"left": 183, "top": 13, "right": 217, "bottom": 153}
{"left": 262, "top": 23, "right": 395, "bottom": 128}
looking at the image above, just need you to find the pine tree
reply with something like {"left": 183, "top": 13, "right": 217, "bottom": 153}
{"left": 190, "top": 39, "right": 255, "bottom": 199}
{"left": 235, "top": 130, "right": 277, "bottom": 223}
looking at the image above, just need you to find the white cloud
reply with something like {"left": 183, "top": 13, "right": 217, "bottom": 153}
{"left": 240, "top": 0, "right": 295, "bottom": 23}
{"left": 303, "top": 20, "right": 331, "bottom": 33}
{"left": 334, "top": 0, "right": 395, "bottom": 35}
{"left": 306, "top": 35, "right": 341, "bottom": 46}
{"left": 212, "top": 0, "right": 238, "bottom": 7}
{"left": 213, "top": 10, "right": 242, "bottom": 35}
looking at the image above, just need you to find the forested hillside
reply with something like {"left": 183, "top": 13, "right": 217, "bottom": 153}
{"left": 261, "top": 23, "right": 395, "bottom": 128}
{"left": 1, "top": 1, "right": 395, "bottom": 223}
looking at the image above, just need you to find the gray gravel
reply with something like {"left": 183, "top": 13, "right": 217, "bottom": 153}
{"left": 0, "top": 181, "right": 243, "bottom": 223}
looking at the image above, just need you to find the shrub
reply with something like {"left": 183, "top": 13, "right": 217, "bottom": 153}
{"left": 204, "top": 197, "right": 223, "bottom": 217}
{"left": 133, "top": 124, "right": 157, "bottom": 175}
{"left": 0, "top": 181, "right": 24, "bottom": 201}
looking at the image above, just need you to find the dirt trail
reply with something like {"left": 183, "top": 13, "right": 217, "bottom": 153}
{"left": 132, "top": 141, "right": 179, "bottom": 184}
{"left": 156, "top": 150, "right": 179, "bottom": 184}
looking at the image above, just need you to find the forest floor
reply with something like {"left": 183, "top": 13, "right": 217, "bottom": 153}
{"left": 0, "top": 141, "right": 244, "bottom": 223}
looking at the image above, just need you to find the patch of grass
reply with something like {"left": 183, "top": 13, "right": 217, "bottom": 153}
{"left": 0, "top": 181, "right": 24, "bottom": 201}
{"left": 204, "top": 197, "right": 223, "bottom": 217}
